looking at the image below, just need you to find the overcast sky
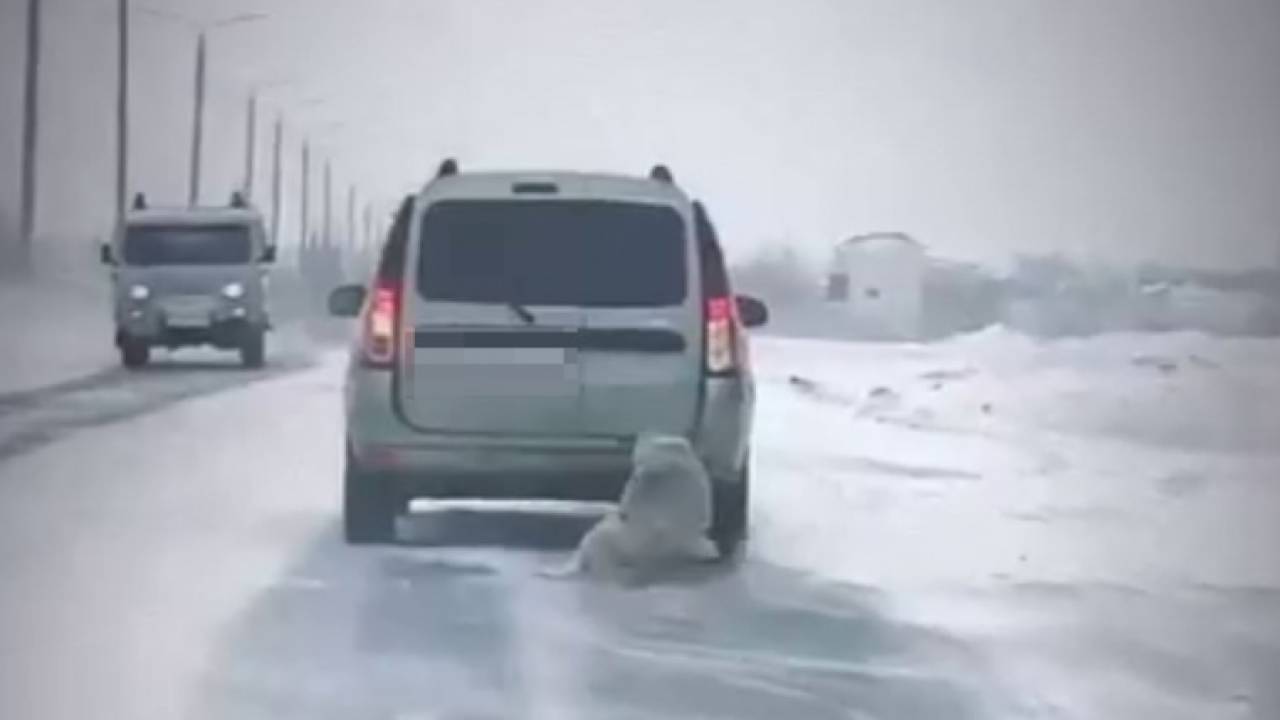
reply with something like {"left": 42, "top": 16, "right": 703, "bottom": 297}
{"left": 1, "top": 0, "right": 1278, "bottom": 270}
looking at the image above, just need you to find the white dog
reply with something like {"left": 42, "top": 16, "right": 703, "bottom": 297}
{"left": 546, "top": 433, "right": 719, "bottom": 584}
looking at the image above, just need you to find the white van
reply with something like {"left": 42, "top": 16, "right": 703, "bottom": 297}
{"left": 102, "top": 193, "right": 276, "bottom": 368}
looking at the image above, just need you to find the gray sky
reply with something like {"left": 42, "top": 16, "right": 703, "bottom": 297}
{"left": 2, "top": 0, "right": 1278, "bottom": 269}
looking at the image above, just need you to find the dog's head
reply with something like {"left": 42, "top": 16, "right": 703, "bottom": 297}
{"left": 621, "top": 433, "right": 712, "bottom": 535}
{"left": 631, "top": 433, "right": 698, "bottom": 474}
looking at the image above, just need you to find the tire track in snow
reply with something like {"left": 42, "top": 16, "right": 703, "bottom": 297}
{"left": 0, "top": 353, "right": 314, "bottom": 462}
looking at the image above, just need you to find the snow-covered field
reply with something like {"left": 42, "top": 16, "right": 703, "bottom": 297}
{"left": 0, "top": 274, "right": 116, "bottom": 396}
{"left": 754, "top": 329, "right": 1280, "bottom": 586}
{"left": 753, "top": 330, "right": 1280, "bottom": 718}
{"left": 0, "top": 322, "right": 1277, "bottom": 719}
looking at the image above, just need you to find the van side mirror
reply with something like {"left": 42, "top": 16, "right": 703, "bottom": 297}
{"left": 260, "top": 245, "right": 277, "bottom": 263}
{"left": 736, "top": 295, "right": 769, "bottom": 328}
{"left": 100, "top": 244, "right": 115, "bottom": 265}
{"left": 328, "top": 284, "right": 367, "bottom": 318}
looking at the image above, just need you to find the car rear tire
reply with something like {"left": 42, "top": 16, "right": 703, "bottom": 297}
{"left": 240, "top": 329, "right": 265, "bottom": 369}
{"left": 120, "top": 338, "right": 150, "bottom": 369}
{"left": 344, "top": 448, "right": 397, "bottom": 545}
{"left": 710, "top": 460, "right": 750, "bottom": 559}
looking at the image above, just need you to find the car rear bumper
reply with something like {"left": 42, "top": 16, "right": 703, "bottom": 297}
{"left": 354, "top": 432, "right": 632, "bottom": 473}
{"left": 350, "top": 413, "right": 636, "bottom": 501}
{"left": 344, "top": 362, "right": 754, "bottom": 498}
{"left": 350, "top": 441, "right": 742, "bottom": 502}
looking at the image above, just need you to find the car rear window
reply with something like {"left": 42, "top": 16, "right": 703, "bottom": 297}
{"left": 124, "top": 224, "right": 252, "bottom": 266}
{"left": 417, "top": 200, "right": 687, "bottom": 307}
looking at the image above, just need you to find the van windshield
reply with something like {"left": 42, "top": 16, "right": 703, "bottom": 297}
{"left": 417, "top": 200, "right": 686, "bottom": 307}
{"left": 123, "top": 225, "right": 253, "bottom": 266}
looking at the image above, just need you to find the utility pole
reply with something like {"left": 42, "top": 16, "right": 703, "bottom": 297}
{"left": 115, "top": 0, "right": 129, "bottom": 228}
{"left": 270, "top": 115, "right": 283, "bottom": 245}
{"left": 188, "top": 31, "right": 207, "bottom": 206}
{"left": 18, "top": 0, "right": 43, "bottom": 266}
{"left": 346, "top": 184, "right": 356, "bottom": 251}
{"left": 243, "top": 93, "right": 258, "bottom": 198}
{"left": 300, "top": 141, "right": 310, "bottom": 248}
{"left": 148, "top": 11, "right": 265, "bottom": 208}
{"left": 323, "top": 160, "right": 332, "bottom": 247}
{"left": 363, "top": 203, "right": 373, "bottom": 251}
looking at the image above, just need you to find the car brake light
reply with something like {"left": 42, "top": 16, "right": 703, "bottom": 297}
{"left": 362, "top": 282, "right": 398, "bottom": 369}
{"left": 706, "top": 296, "right": 738, "bottom": 375}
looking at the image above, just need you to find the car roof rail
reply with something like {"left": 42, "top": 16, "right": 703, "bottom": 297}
{"left": 436, "top": 158, "right": 459, "bottom": 179}
{"left": 131, "top": 192, "right": 148, "bottom": 210}
{"left": 649, "top": 164, "right": 675, "bottom": 184}
{"left": 229, "top": 191, "right": 249, "bottom": 208}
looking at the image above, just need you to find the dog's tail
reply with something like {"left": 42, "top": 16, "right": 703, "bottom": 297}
{"left": 536, "top": 552, "right": 583, "bottom": 581}
{"left": 685, "top": 536, "right": 722, "bottom": 562}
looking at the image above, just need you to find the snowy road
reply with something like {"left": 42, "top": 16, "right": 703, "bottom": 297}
{"left": 1, "top": 332, "right": 1278, "bottom": 719}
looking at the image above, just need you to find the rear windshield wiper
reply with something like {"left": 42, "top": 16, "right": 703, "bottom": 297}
{"left": 508, "top": 302, "right": 537, "bottom": 325}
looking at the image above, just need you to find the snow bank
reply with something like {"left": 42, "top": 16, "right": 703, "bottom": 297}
{"left": 751, "top": 330, "right": 1280, "bottom": 595}
{"left": 750, "top": 332, "right": 1280, "bottom": 719}
{"left": 753, "top": 327, "right": 1280, "bottom": 456}
{"left": 0, "top": 273, "right": 115, "bottom": 396}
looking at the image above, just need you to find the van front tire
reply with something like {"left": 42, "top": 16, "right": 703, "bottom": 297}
{"left": 120, "top": 337, "right": 150, "bottom": 369}
{"left": 240, "top": 329, "right": 265, "bottom": 369}
{"left": 344, "top": 448, "right": 397, "bottom": 545}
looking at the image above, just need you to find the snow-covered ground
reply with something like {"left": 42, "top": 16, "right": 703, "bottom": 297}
{"left": 0, "top": 274, "right": 116, "bottom": 396}
{"left": 754, "top": 328, "right": 1280, "bottom": 587}
{"left": 0, "top": 327, "right": 1277, "bottom": 719}
{"left": 753, "top": 330, "right": 1280, "bottom": 718}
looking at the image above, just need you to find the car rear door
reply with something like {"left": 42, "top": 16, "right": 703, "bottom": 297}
{"left": 397, "top": 198, "right": 584, "bottom": 436}
{"left": 576, "top": 200, "right": 702, "bottom": 438}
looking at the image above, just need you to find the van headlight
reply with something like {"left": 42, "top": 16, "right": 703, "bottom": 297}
{"left": 129, "top": 284, "right": 150, "bottom": 301}
{"left": 222, "top": 282, "right": 245, "bottom": 299}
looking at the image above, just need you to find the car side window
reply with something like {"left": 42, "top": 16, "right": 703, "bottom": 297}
{"left": 377, "top": 195, "right": 414, "bottom": 283}
{"left": 694, "top": 201, "right": 731, "bottom": 298}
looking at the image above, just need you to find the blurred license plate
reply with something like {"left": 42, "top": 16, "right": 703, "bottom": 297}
{"left": 169, "top": 313, "right": 210, "bottom": 328}
{"left": 166, "top": 297, "right": 212, "bottom": 327}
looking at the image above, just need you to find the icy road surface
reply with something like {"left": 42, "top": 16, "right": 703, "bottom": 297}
{"left": 1, "top": 330, "right": 1278, "bottom": 719}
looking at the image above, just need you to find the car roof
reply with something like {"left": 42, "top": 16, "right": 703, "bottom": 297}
{"left": 125, "top": 206, "right": 264, "bottom": 227}
{"left": 418, "top": 170, "right": 690, "bottom": 207}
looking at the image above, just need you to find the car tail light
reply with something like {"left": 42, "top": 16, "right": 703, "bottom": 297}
{"left": 361, "top": 281, "right": 398, "bottom": 369}
{"left": 705, "top": 296, "right": 739, "bottom": 375}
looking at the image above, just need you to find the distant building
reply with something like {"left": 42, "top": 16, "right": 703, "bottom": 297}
{"left": 1137, "top": 281, "right": 1271, "bottom": 335}
{"left": 921, "top": 257, "right": 1003, "bottom": 338}
{"left": 825, "top": 232, "right": 926, "bottom": 340}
